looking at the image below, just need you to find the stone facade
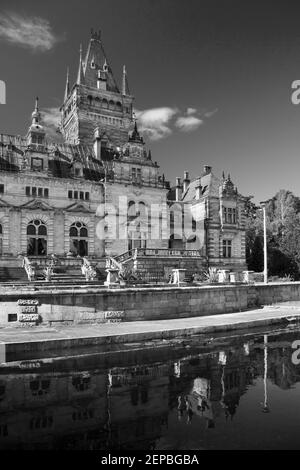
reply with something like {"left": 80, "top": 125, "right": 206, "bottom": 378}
{"left": 0, "top": 31, "right": 247, "bottom": 273}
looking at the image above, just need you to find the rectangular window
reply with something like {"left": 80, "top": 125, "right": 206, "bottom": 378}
{"left": 85, "top": 192, "right": 90, "bottom": 201}
{"left": 223, "top": 240, "right": 232, "bottom": 258}
{"left": 0, "top": 184, "right": 4, "bottom": 194}
{"left": 80, "top": 191, "right": 84, "bottom": 200}
{"left": 132, "top": 168, "right": 136, "bottom": 181}
{"left": 68, "top": 190, "right": 73, "bottom": 199}
{"left": 74, "top": 191, "right": 78, "bottom": 199}
{"left": 223, "top": 207, "right": 237, "bottom": 224}
{"left": 32, "top": 187, "right": 37, "bottom": 197}
{"left": 26, "top": 186, "right": 31, "bottom": 196}
{"left": 44, "top": 188, "right": 49, "bottom": 198}
{"left": 233, "top": 208, "right": 237, "bottom": 223}
{"left": 137, "top": 168, "right": 142, "bottom": 183}
{"left": 38, "top": 187, "right": 43, "bottom": 197}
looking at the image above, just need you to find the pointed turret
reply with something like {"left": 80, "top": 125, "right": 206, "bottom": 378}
{"left": 31, "top": 96, "right": 40, "bottom": 125}
{"left": 122, "top": 65, "right": 130, "bottom": 96}
{"left": 27, "top": 97, "right": 45, "bottom": 146}
{"left": 129, "top": 120, "right": 144, "bottom": 144}
{"left": 64, "top": 68, "right": 70, "bottom": 100}
{"left": 82, "top": 30, "right": 119, "bottom": 92}
{"left": 77, "top": 44, "right": 85, "bottom": 85}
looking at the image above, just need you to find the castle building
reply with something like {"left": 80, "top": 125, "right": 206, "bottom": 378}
{"left": 0, "top": 30, "right": 247, "bottom": 278}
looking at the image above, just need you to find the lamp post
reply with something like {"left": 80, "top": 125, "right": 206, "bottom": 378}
{"left": 260, "top": 200, "right": 269, "bottom": 284}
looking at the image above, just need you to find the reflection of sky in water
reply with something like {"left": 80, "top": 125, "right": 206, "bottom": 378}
{"left": 1, "top": 327, "right": 300, "bottom": 450}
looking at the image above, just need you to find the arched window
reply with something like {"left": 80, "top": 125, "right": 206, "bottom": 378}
{"left": 95, "top": 97, "right": 101, "bottom": 106}
{"left": 127, "top": 202, "right": 147, "bottom": 251}
{"left": 128, "top": 201, "right": 136, "bottom": 221}
{"left": 138, "top": 202, "right": 147, "bottom": 218}
{"left": 27, "top": 220, "right": 47, "bottom": 256}
{"left": 102, "top": 98, "right": 108, "bottom": 109}
{"left": 69, "top": 222, "right": 88, "bottom": 256}
{"left": 87, "top": 95, "right": 93, "bottom": 106}
{"left": 116, "top": 101, "right": 122, "bottom": 113}
{"left": 108, "top": 100, "right": 115, "bottom": 110}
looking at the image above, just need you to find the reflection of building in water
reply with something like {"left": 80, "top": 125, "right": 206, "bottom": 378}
{"left": 171, "top": 344, "right": 255, "bottom": 426}
{"left": 107, "top": 364, "right": 170, "bottom": 450}
{"left": 0, "top": 362, "right": 171, "bottom": 450}
{"left": 250, "top": 333, "right": 300, "bottom": 390}
{"left": 2, "top": 332, "right": 300, "bottom": 449}
{"left": 0, "top": 370, "right": 108, "bottom": 450}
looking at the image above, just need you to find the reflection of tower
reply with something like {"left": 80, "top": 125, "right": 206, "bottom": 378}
{"left": 262, "top": 335, "right": 270, "bottom": 413}
{"left": 218, "top": 351, "right": 227, "bottom": 418}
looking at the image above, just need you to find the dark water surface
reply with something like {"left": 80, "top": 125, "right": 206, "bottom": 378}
{"left": 1, "top": 324, "right": 300, "bottom": 450}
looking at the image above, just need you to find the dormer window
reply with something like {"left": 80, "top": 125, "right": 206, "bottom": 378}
{"left": 73, "top": 162, "right": 83, "bottom": 178}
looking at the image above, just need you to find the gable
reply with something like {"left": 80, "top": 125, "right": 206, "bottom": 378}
{"left": 20, "top": 199, "right": 54, "bottom": 211}
{"left": 64, "top": 201, "right": 93, "bottom": 213}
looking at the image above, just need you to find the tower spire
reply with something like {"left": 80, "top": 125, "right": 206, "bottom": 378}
{"left": 64, "top": 67, "right": 70, "bottom": 100}
{"left": 122, "top": 65, "right": 130, "bottom": 95}
{"left": 77, "top": 44, "right": 85, "bottom": 85}
{"left": 32, "top": 96, "right": 40, "bottom": 124}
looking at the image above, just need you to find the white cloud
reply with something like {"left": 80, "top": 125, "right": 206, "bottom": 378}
{"left": 175, "top": 115, "right": 204, "bottom": 132}
{"left": 41, "top": 107, "right": 62, "bottom": 141}
{"left": 186, "top": 107, "right": 197, "bottom": 116}
{"left": 0, "top": 12, "right": 62, "bottom": 52}
{"left": 204, "top": 108, "right": 218, "bottom": 118}
{"left": 135, "top": 107, "right": 178, "bottom": 141}
{"left": 135, "top": 105, "right": 217, "bottom": 140}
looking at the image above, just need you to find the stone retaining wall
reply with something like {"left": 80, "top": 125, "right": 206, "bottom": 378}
{"left": 0, "top": 281, "right": 299, "bottom": 326}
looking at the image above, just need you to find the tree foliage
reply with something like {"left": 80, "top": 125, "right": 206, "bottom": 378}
{"left": 245, "top": 190, "right": 300, "bottom": 280}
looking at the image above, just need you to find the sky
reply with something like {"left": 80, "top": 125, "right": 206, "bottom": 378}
{"left": 0, "top": 0, "right": 300, "bottom": 202}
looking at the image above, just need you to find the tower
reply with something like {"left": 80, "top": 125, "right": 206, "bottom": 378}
{"left": 60, "top": 30, "right": 134, "bottom": 150}
{"left": 27, "top": 97, "right": 45, "bottom": 149}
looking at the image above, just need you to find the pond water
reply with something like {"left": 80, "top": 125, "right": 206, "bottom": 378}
{"left": 1, "top": 325, "right": 300, "bottom": 450}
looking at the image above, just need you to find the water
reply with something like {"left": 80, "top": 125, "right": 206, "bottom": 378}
{"left": 1, "top": 325, "right": 300, "bottom": 450}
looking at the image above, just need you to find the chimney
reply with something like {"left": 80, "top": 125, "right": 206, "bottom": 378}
{"left": 175, "top": 177, "right": 182, "bottom": 201}
{"left": 93, "top": 128, "right": 101, "bottom": 160}
{"left": 195, "top": 183, "right": 202, "bottom": 200}
{"left": 183, "top": 170, "right": 190, "bottom": 193}
{"left": 203, "top": 165, "right": 212, "bottom": 175}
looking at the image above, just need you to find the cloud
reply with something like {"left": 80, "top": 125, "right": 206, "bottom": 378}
{"left": 175, "top": 115, "right": 204, "bottom": 132}
{"left": 0, "top": 12, "right": 62, "bottom": 52}
{"left": 135, "top": 107, "right": 178, "bottom": 141}
{"left": 41, "top": 107, "right": 62, "bottom": 141}
{"left": 203, "top": 108, "right": 218, "bottom": 118}
{"left": 135, "top": 105, "right": 217, "bottom": 140}
{"left": 186, "top": 107, "right": 197, "bottom": 116}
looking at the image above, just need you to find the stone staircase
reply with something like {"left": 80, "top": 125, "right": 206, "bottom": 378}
{"left": 109, "top": 248, "right": 204, "bottom": 283}
{"left": 0, "top": 258, "right": 107, "bottom": 284}
{"left": 0, "top": 266, "right": 28, "bottom": 282}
